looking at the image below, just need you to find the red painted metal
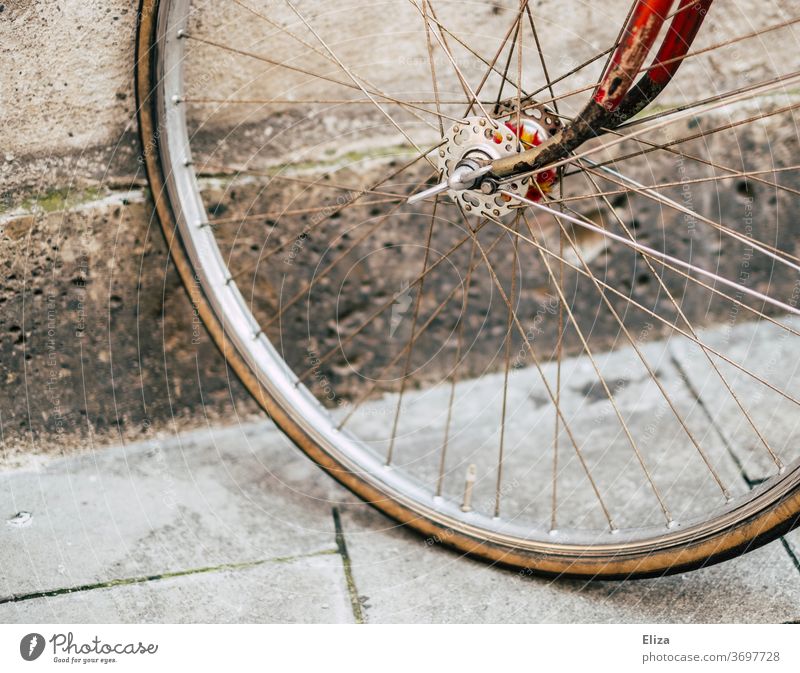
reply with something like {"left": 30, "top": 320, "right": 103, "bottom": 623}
{"left": 594, "top": 0, "right": 676, "bottom": 110}
{"left": 647, "top": 0, "right": 714, "bottom": 85}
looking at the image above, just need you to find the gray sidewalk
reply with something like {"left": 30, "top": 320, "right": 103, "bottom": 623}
{"left": 1, "top": 421, "right": 799, "bottom": 624}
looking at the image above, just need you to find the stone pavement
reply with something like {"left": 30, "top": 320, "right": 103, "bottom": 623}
{"left": 1, "top": 423, "right": 799, "bottom": 623}
{"left": 2, "top": 320, "right": 800, "bottom": 624}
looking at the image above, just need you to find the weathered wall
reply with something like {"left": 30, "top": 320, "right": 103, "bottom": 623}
{"left": 1, "top": 0, "right": 798, "bottom": 465}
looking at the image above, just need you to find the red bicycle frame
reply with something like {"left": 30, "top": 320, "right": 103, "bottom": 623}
{"left": 490, "top": 0, "right": 714, "bottom": 179}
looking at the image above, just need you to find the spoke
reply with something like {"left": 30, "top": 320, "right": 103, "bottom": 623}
{"left": 285, "top": 0, "right": 437, "bottom": 166}
{"left": 183, "top": 83, "right": 594, "bottom": 111}
{"left": 459, "top": 206, "right": 617, "bottom": 530}
{"left": 526, "top": 0, "right": 567, "bottom": 531}
{"left": 520, "top": 0, "right": 640, "bottom": 107}
{"left": 232, "top": 0, "right": 447, "bottom": 130}
{"left": 570, "top": 103, "right": 800, "bottom": 206}
{"left": 496, "top": 215, "right": 522, "bottom": 518}
{"left": 517, "top": 0, "right": 692, "bottom": 107}
{"left": 525, "top": 3, "right": 558, "bottom": 109}
{"left": 184, "top": 97, "right": 500, "bottom": 106}
{"left": 617, "top": 69, "right": 800, "bottom": 132}
{"left": 209, "top": 197, "right": 403, "bottom": 225}
{"left": 539, "top": 184, "right": 739, "bottom": 492}
{"left": 296, "top": 218, "right": 493, "bottom": 383}
{"left": 410, "top": 0, "right": 501, "bottom": 124}
{"left": 499, "top": 72, "right": 800, "bottom": 183}
{"left": 214, "top": 143, "right": 443, "bottom": 277}
{"left": 386, "top": 195, "right": 440, "bottom": 465}
{"left": 519, "top": 213, "right": 673, "bottom": 525}
{"left": 409, "top": 0, "right": 536, "bottom": 124}
{"left": 490, "top": 204, "right": 800, "bottom": 410}
{"left": 336, "top": 224, "right": 507, "bottom": 430}
{"left": 515, "top": 10, "right": 524, "bottom": 150}
{"left": 492, "top": 1, "right": 527, "bottom": 113}
{"left": 551, "top": 230, "right": 564, "bottom": 533}
{"left": 423, "top": 0, "right": 474, "bottom": 102}
{"left": 569, "top": 170, "right": 783, "bottom": 470}
{"left": 502, "top": 191, "right": 800, "bottom": 318}
{"left": 260, "top": 172, "right": 437, "bottom": 328}
{"left": 412, "top": 0, "right": 532, "bottom": 106}
{"left": 603, "top": 100, "right": 800, "bottom": 187}
{"left": 551, "top": 181, "right": 800, "bottom": 343}
{"left": 639, "top": 15, "right": 800, "bottom": 77}
{"left": 409, "top": 2, "right": 599, "bottom": 114}
{"left": 200, "top": 168, "right": 416, "bottom": 201}
{"left": 466, "top": 0, "right": 530, "bottom": 121}
{"left": 184, "top": 33, "right": 445, "bottom": 130}
{"left": 523, "top": 45, "right": 614, "bottom": 103}
{"left": 655, "top": 255, "right": 800, "bottom": 340}
{"left": 422, "top": 0, "right": 446, "bottom": 137}
{"left": 437, "top": 236, "right": 479, "bottom": 497}
{"left": 582, "top": 160, "right": 800, "bottom": 274}
{"left": 549, "top": 165, "right": 800, "bottom": 209}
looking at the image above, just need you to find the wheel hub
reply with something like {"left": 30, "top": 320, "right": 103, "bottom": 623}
{"left": 436, "top": 102, "right": 562, "bottom": 218}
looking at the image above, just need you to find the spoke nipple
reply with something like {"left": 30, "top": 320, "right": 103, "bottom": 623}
{"left": 667, "top": 519, "right": 679, "bottom": 530}
{"left": 171, "top": 95, "right": 182, "bottom": 105}
{"left": 176, "top": 28, "right": 188, "bottom": 39}
{"left": 461, "top": 464, "right": 477, "bottom": 513}
{"left": 183, "top": 157, "right": 193, "bottom": 167}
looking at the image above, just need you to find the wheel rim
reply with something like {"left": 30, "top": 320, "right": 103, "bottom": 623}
{"left": 145, "top": 0, "right": 800, "bottom": 561}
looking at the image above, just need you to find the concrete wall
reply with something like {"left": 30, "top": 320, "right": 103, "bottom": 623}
{"left": 1, "top": 0, "right": 798, "bottom": 464}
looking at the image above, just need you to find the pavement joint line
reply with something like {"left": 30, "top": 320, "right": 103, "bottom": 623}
{"left": 332, "top": 507, "right": 365, "bottom": 624}
{"left": 779, "top": 537, "right": 800, "bottom": 575}
{"left": 0, "top": 548, "right": 338, "bottom": 606}
{"left": 668, "top": 351, "right": 751, "bottom": 482}
{"left": 669, "top": 351, "right": 800, "bottom": 578}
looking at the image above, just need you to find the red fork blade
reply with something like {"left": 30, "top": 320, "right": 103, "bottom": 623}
{"left": 594, "top": 0, "right": 676, "bottom": 111}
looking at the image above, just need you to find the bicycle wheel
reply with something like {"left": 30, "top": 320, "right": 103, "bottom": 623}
{"left": 136, "top": 0, "right": 800, "bottom": 578}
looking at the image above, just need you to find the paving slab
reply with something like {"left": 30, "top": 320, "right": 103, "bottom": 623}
{"left": 669, "top": 317, "right": 800, "bottom": 483}
{"left": 339, "top": 505, "right": 800, "bottom": 624}
{"left": 345, "top": 338, "right": 749, "bottom": 532}
{"left": 0, "top": 552, "right": 352, "bottom": 624}
{"left": 0, "top": 422, "right": 351, "bottom": 607}
{"left": 335, "top": 319, "right": 800, "bottom": 623}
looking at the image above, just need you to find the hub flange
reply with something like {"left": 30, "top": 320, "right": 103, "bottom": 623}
{"left": 436, "top": 102, "right": 562, "bottom": 218}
